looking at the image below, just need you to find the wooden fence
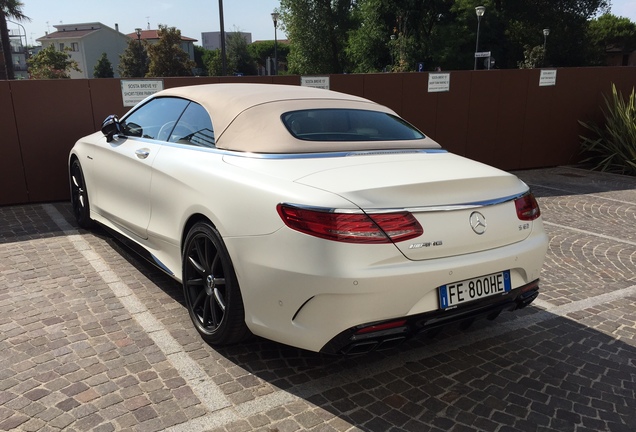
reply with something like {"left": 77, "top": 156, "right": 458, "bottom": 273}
{"left": 1, "top": 67, "right": 635, "bottom": 206}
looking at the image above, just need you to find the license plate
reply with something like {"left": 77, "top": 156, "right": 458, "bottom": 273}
{"left": 439, "top": 270, "right": 511, "bottom": 309}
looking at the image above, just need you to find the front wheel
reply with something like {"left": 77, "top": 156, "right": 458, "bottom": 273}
{"left": 182, "top": 221, "right": 250, "bottom": 345}
{"left": 70, "top": 159, "right": 93, "bottom": 229}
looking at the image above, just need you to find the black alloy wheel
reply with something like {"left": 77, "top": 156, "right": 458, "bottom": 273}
{"left": 182, "top": 221, "right": 250, "bottom": 345}
{"left": 70, "top": 159, "right": 93, "bottom": 229}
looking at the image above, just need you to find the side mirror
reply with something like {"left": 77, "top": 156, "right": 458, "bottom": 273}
{"left": 101, "top": 115, "right": 122, "bottom": 142}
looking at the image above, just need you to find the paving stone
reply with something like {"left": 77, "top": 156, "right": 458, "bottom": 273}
{"left": 1, "top": 169, "right": 636, "bottom": 430}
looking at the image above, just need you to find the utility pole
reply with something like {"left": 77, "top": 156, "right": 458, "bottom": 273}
{"left": 218, "top": 0, "right": 227, "bottom": 76}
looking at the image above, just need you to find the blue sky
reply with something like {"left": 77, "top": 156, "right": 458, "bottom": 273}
{"left": 13, "top": 0, "right": 636, "bottom": 46}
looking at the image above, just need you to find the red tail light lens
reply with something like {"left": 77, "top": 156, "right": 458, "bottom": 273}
{"left": 277, "top": 204, "right": 423, "bottom": 243}
{"left": 514, "top": 192, "right": 541, "bottom": 221}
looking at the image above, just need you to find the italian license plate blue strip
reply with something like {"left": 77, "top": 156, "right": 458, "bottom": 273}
{"left": 439, "top": 270, "right": 511, "bottom": 309}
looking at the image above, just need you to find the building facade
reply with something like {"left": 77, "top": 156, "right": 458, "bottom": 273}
{"left": 36, "top": 22, "right": 130, "bottom": 79}
{"left": 8, "top": 28, "right": 28, "bottom": 79}
{"left": 201, "top": 31, "right": 252, "bottom": 51}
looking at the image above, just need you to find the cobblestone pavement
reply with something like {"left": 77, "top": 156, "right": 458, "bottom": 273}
{"left": 1, "top": 166, "right": 635, "bottom": 432}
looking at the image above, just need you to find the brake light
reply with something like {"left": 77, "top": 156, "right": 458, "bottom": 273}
{"left": 277, "top": 204, "right": 423, "bottom": 243}
{"left": 515, "top": 193, "right": 541, "bottom": 221}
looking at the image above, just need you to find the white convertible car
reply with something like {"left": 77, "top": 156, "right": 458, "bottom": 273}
{"left": 69, "top": 83, "right": 548, "bottom": 354}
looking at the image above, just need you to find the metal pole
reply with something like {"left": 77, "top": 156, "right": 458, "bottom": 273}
{"left": 218, "top": 0, "right": 227, "bottom": 76}
{"left": 274, "top": 23, "right": 278, "bottom": 75}
{"left": 135, "top": 28, "right": 142, "bottom": 77}
{"left": 474, "top": 16, "right": 481, "bottom": 70}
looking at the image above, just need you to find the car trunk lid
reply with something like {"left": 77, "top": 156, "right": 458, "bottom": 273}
{"left": 293, "top": 152, "right": 532, "bottom": 261}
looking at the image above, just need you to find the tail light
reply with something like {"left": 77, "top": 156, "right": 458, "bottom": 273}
{"left": 277, "top": 204, "right": 423, "bottom": 244}
{"left": 514, "top": 192, "right": 541, "bottom": 221}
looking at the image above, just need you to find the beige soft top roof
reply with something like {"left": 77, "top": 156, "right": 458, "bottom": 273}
{"left": 153, "top": 83, "right": 439, "bottom": 153}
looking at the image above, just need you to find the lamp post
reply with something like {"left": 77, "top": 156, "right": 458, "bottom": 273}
{"left": 135, "top": 28, "right": 142, "bottom": 77}
{"left": 474, "top": 6, "right": 485, "bottom": 70}
{"left": 543, "top": 28, "right": 550, "bottom": 64}
{"left": 219, "top": 0, "right": 227, "bottom": 76}
{"left": 271, "top": 12, "right": 279, "bottom": 75}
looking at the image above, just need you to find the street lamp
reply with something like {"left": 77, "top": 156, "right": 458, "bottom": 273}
{"left": 474, "top": 6, "right": 485, "bottom": 70}
{"left": 271, "top": 12, "right": 279, "bottom": 75}
{"left": 219, "top": 0, "right": 227, "bottom": 76}
{"left": 135, "top": 28, "right": 142, "bottom": 77}
{"left": 543, "top": 28, "right": 550, "bottom": 67}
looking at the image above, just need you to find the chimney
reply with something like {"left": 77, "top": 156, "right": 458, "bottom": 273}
{"left": 115, "top": 23, "right": 119, "bottom": 32}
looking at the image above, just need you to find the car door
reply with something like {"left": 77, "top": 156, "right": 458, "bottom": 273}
{"left": 90, "top": 97, "right": 190, "bottom": 239}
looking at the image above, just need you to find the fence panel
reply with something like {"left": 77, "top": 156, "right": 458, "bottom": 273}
{"left": 1, "top": 67, "right": 635, "bottom": 206}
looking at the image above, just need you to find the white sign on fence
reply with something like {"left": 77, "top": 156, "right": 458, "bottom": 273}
{"left": 121, "top": 80, "right": 164, "bottom": 107}
{"left": 539, "top": 70, "right": 557, "bottom": 87}
{"left": 301, "top": 76, "right": 330, "bottom": 90}
{"left": 428, "top": 73, "right": 451, "bottom": 93}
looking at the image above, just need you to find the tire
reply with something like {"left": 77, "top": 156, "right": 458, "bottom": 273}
{"left": 182, "top": 221, "right": 250, "bottom": 345}
{"left": 70, "top": 159, "right": 93, "bottom": 229}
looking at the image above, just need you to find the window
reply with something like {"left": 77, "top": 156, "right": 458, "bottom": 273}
{"left": 59, "top": 43, "right": 65, "bottom": 51}
{"left": 71, "top": 42, "right": 79, "bottom": 52}
{"left": 282, "top": 109, "right": 425, "bottom": 142}
{"left": 168, "top": 102, "right": 215, "bottom": 148}
{"left": 121, "top": 97, "right": 190, "bottom": 140}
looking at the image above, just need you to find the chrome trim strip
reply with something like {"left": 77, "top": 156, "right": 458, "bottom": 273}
{"left": 281, "top": 191, "right": 529, "bottom": 215}
{"left": 363, "top": 191, "right": 530, "bottom": 213}
{"left": 151, "top": 254, "right": 174, "bottom": 276}
{"left": 159, "top": 141, "right": 447, "bottom": 159}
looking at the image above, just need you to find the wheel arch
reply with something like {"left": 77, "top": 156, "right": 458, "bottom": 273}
{"left": 181, "top": 213, "right": 216, "bottom": 254}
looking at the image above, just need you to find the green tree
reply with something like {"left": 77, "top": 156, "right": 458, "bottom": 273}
{"left": 93, "top": 52, "right": 114, "bottom": 78}
{"left": 445, "top": 0, "right": 611, "bottom": 69}
{"left": 204, "top": 48, "right": 223, "bottom": 76}
{"left": 193, "top": 45, "right": 208, "bottom": 76}
{"left": 146, "top": 25, "right": 195, "bottom": 77}
{"left": 27, "top": 44, "right": 81, "bottom": 79}
{"left": 248, "top": 40, "right": 290, "bottom": 74}
{"left": 347, "top": 0, "right": 449, "bottom": 73}
{"left": 0, "top": 0, "right": 30, "bottom": 80}
{"left": 587, "top": 14, "right": 636, "bottom": 65}
{"left": 226, "top": 31, "right": 257, "bottom": 75}
{"left": 118, "top": 38, "right": 149, "bottom": 78}
{"left": 517, "top": 45, "right": 546, "bottom": 69}
{"left": 279, "top": 0, "right": 354, "bottom": 74}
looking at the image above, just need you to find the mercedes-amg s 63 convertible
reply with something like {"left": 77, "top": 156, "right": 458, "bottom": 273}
{"left": 69, "top": 83, "right": 548, "bottom": 354}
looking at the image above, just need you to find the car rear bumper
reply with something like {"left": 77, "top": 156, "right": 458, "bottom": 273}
{"left": 320, "top": 279, "right": 540, "bottom": 355}
{"left": 227, "top": 223, "right": 548, "bottom": 353}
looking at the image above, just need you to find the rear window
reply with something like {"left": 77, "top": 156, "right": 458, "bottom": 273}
{"left": 282, "top": 109, "right": 425, "bottom": 141}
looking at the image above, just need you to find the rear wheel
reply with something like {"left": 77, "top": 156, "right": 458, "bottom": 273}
{"left": 182, "top": 221, "right": 250, "bottom": 345}
{"left": 70, "top": 159, "right": 93, "bottom": 229}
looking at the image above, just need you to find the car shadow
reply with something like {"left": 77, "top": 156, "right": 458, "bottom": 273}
{"left": 102, "top": 225, "right": 636, "bottom": 431}
{"left": 212, "top": 310, "right": 636, "bottom": 431}
{"left": 20, "top": 200, "right": 633, "bottom": 431}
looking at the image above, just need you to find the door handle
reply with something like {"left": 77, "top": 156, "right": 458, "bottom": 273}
{"left": 135, "top": 149, "right": 150, "bottom": 159}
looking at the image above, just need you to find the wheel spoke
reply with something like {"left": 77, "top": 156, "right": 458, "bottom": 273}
{"left": 192, "top": 288, "right": 206, "bottom": 311}
{"left": 209, "top": 295, "right": 219, "bottom": 326}
{"left": 202, "top": 293, "right": 211, "bottom": 326}
{"left": 187, "top": 278, "right": 204, "bottom": 287}
{"left": 188, "top": 256, "right": 206, "bottom": 276}
{"left": 213, "top": 287, "right": 226, "bottom": 312}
